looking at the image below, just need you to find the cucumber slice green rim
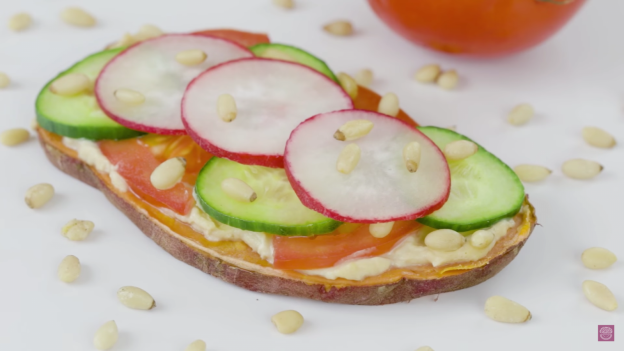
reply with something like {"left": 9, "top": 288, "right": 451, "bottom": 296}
{"left": 416, "top": 126, "right": 525, "bottom": 232}
{"left": 195, "top": 157, "right": 341, "bottom": 236}
{"left": 36, "top": 48, "right": 145, "bottom": 141}
{"left": 249, "top": 43, "right": 338, "bottom": 82}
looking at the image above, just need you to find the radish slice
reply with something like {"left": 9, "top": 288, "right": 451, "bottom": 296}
{"left": 284, "top": 110, "right": 451, "bottom": 223}
{"left": 182, "top": 58, "right": 353, "bottom": 167}
{"left": 96, "top": 34, "right": 253, "bottom": 135}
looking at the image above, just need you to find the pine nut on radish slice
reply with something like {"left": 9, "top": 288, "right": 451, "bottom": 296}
{"left": 60, "top": 7, "right": 96, "bottom": 27}
{"left": 582, "top": 247, "right": 617, "bottom": 269}
{"left": 93, "top": 320, "right": 118, "bottom": 350}
{"left": 150, "top": 157, "right": 186, "bottom": 190}
{"left": 414, "top": 64, "right": 441, "bottom": 83}
{"left": 562, "top": 159, "right": 603, "bottom": 179}
{"left": 513, "top": 164, "right": 552, "bottom": 182}
{"left": 50, "top": 73, "right": 90, "bottom": 96}
{"left": 8, "top": 13, "right": 32, "bottom": 31}
{"left": 221, "top": 178, "right": 257, "bottom": 202}
{"left": 484, "top": 296, "right": 531, "bottom": 323}
{"left": 444, "top": 140, "right": 478, "bottom": 160}
{"left": 337, "top": 72, "right": 358, "bottom": 100}
{"left": 25, "top": 183, "right": 54, "bottom": 209}
{"left": 176, "top": 49, "right": 208, "bottom": 66}
{"left": 1, "top": 128, "right": 29, "bottom": 146}
{"left": 378, "top": 93, "right": 399, "bottom": 117}
{"left": 336, "top": 143, "right": 361, "bottom": 174}
{"left": 217, "top": 94, "right": 237, "bottom": 122}
{"left": 114, "top": 89, "right": 145, "bottom": 106}
{"left": 403, "top": 141, "right": 421, "bottom": 173}
{"left": 333, "top": 119, "right": 374, "bottom": 141}
{"left": 582, "top": 280, "right": 618, "bottom": 311}
{"left": 271, "top": 310, "right": 304, "bottom": 334}
{"left": 323, "top": 20, "right": 353, "bottom": 36}
{"left": 582, "top": 127, "right": 616, "bottom": 148}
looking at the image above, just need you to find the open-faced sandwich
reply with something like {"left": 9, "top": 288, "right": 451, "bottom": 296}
{"left": 35, "top": 28, "right": 536, "bottom": 305}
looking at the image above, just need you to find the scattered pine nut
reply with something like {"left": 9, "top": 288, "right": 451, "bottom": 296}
{"left": 415, "top": 347, "right": 434, "bottom": 351}
{"left": 355, "top": 69, "right": 373, "bottom": 87}
{"left": 134, "top": 24, "right": 163, "bottom": 41}
{"left": 507, "top": 104, "right": 535, "bottom": 126}
{"left": 436, "top": 70, "right": 459, "bottom": 90}
{"left": 378, "top": 92, "right": 399, "bottom": 117}
{"left": 425, "top": 229, "right": 465, "bottom": 251}
{"left": 62, "top": 219, "right": 95, "bottom": 241}
{"left": 110, "top": 33, "right": 136, "bottom": 49}
{"left": 271, "top": 310, "right": 304, "bottom": 334}
{"left": 582, "top": 127, "right": 616, "bottom": 149}
{"left": 217, "top": 94, "right": 237, "bottom": 122}
{"left": 25, "top": 183, "right": 55, "bottom": 209}
{"left": 1, "top": 128, "right": 30, "bottom": 146}
{"left": 114, "top": 89, "right": 145, "bottom": 105}
{"left": 562, "top": 159, "right": 602, "bottom": 180}
{"left": 337, "top": 72, "right": 358, "bottom": 100}
{"left": 484, "top": 296, "right": 531, "bottom": 323}
{"left": 369, "top": 222, "right": 394, "bottom": 238}
{"left": 323, "top": 20, "right": 353, "bottom": 36}
{"left": 513, "top": 164, "right": 552, "bottom": 182}
{"left": 470, "top": 230, "right": 494, "bottom": 249}
{"left": 333, "top": 119, "right": 374, "bottom": 141}
{"left": 221, "top": 178, "right": 257, "bottom": 202}
{"left": 8, "top": 13, "right": 32, "bottom": 31}
{"left": 176, "top": 49, "right": 208, "bottom": 66}
{"left": 117, "top": 286, "right": 156, "bottom": 310}
{"left": 60, "top": 7, "right": 96, "bottom": 27}
{"left": 150, "top": 157, "right": 186, "bottom": 190}
{"left": 582, "top": 280, "right": 618, "bottom": 311}
{"left": 49, "top": 73, "right": 90, "bottom": 96}
{"left": 582, "top": 247, "right": 617, "bottom": 269}
{"left": 444, "top": 140, "right": 478, "bottom": 161}
{"left": 0, "top": 72, "right": 10, "bottom": 88}
{"left": 272, "top": 0, "right": 294, "bottom": 9}
{"left": 414, "top": 64, "right": 441, "bottom": 83}
{"left": 446, "top": 125, "right": 457, "bottom": 131}
{"left": 336, "top": 143, "right": 361, "bottom": 174}
{"left": 403, "top": 141, "right": 421, "bottom": 173}
{"left": 57, "top": 255, "right": 81, "bottom": 283}
{"left": 31, "top": 119, "right": 39, "bottom": 130}
{"left": 185, "top": 339, "right": 207, "bottom": 351}
{"left": 93, "top": 320, "right": 118, "bottom": 350}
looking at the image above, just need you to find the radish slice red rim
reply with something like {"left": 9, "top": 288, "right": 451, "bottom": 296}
{"left": 284, "top": 110, "right": 451, "bottom": 223}
{"left": 95, "top": 34, "right": 253, "bottom": 135}
{"left": 182, "top": 58, "right": 353, "bottom": 167}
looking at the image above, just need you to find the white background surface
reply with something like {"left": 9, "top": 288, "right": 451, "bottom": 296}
{"left": 0, "top": 0, "right": 622, "bottom": 350}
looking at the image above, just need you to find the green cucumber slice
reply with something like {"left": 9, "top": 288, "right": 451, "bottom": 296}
{"left": 195, "top": 157, "right": 341, "bottom": 236}
{"left": 36, "top": 48, "right": 144, "bottom": 140}
{"left": 416, "top": 127, "right": 525, "bottom": 232}
{"left": 250, "top": 43, "right": 338, "bottom": 82}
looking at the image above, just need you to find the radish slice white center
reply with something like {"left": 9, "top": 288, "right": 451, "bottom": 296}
{"left": 285, "top": 110, "right": 450, "bottom": 223}
{"left": 182, "top": 58, "right": 352, "bottom": 167}
{"left": 96, "top": 34, "right": 253, "bottom": 135}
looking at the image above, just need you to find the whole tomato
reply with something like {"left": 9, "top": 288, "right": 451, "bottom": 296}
{"left": 368, "top": 0, "right": 586, "bottom": 57}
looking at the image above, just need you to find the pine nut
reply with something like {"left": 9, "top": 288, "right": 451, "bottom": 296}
{"left": 507, "top": 103, "right": 535, "bottom": 126}
{"left": 61, "top": 7, "right": 96, "bottom": 27}
{"left": 437, "top": 70, "right": 459, "bottom": 90}
{"left": 582, "top": 280, "right": 618, "bottom": 311}
{"left": 58, "top": 255, "right": 81, "bottom": 283}
{"left": 273, "top": 0, "right": 294, "bottom": 9}
{"left": 336, "top": 143, "right": 361, "bottom": 174}
{"left": 217, "top": 94, "right": 237, "bottom": 122}
{"left": 447, "top": 125, "right": 457, "bottom": 131}
{"left": 221, "top": 178, "right": 257, "bottom": 202}
{"left": 582, "top": 127, "right": 616, "bottom": 149}
{"left": 8, "top": 13, "right": 32, "bottom": 31}
{"left": 425, "top": 229, "right": 466, "bottom": 251}
{"left": 271, "top": 310, "right": 304, "bottom": 334}
{"left": 176, "top": 49, "right": 208, "bottom": 66}
{"left": 414, "top": 64, "right": 441, "bottom": 83}
{"left": 260, "top": 48, "right": 296, "bottom": 62}
{"left": 369, "top": 222, "right": 394, "bottom": 238}
{"left": 513, "top": 164, "right": 552, "bottom": 182}
{"left": 470, "top": 230, "right": 494, "bottom": 249}
{"left": 110, "top": 33, "right": 136, "bottom": 49}
{"left": 31, "top": 119, "right": 39, "bottom": 130}
{"left": 378, "top": 92, "right": 399, "bottom": 117}
{"left": 323, "top": 20, "right": 353, "bottom": 36}
{"left": 484, "top": 296, "right": 531, "bottom": 323}
{"left": 25, "top": 183, "right": 55, "bottom": 209}
{"left": 150, "top": 157, "right": 186, "bottom": 190}
{"left": 0, "top": 72, "right": 10, "bottom": 88}
{"left": 403, "top": 141, "right": 421, "bottom": 173}
{"left": 562, "top": 159, "right": 602, "bottom": 180}
{"left": 93, "top": 320, "right": 118, "bottom": 350}
{"left": 582, "top": 247, "right": 617, "bottom": 269}
{"left": 49, "top": 73, "right": 90, "bottom": 96}
{"left": 185, "top": 339, "right": 207, "bottom": 351}
{"left": 337, "top": 72, "right": 358, "bottom": 100}
{"left": 355, "top": 68, "right": 373, "bottom": 87}
{"left": 333, "top": 119, "right": 374, "bottom": 141}
{"left": 62, "top": 219, "right": 95, "bottom": 241}
{"left": 117, "top": 286, "right": 156, "bottom": 310}
{"left": 444, "top": 140, "right": 478, "bottom": 161}
{"left": 134, "top": 24, "right": 163, "bottom": 41}
{"left": 1, "top": 128, "right": 30, "bottom": 146}
{"left": 114, "top": 89, "right": 145, "bottom": 105}
{"left": 415, "top": 347, "right": 434, "bottom": 351}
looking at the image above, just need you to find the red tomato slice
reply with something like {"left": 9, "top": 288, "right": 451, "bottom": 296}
{"left": 193, "top": 29, "right": 270, "bottom": 47}
{"left": 99, "top": 138, "right": 195, "bottom": 215}
{"left": 273, "top": 221, "right": 422, "bottom": 270}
